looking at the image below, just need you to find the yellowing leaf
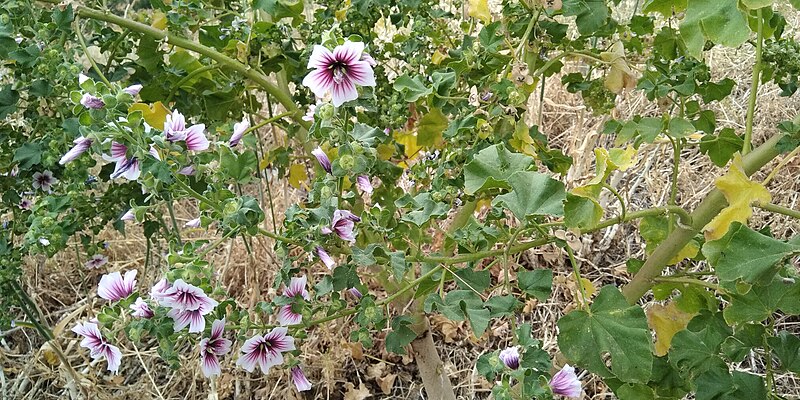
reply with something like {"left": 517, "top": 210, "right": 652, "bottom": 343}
{"left": 704, "top": 154, "right": 771, "bottom": 240}
{"left": 432, "top": 49, "right": 448, "bottom": 65}
{"left": 509, "top": 121, "right": 537, "bottom": 157}
{"left": 669, "top": 240, "right": 700, "bottom": 264}
{"left": 600, "top": 42, "right": 637, "bottom": 94}
{"left": 129, "top": 102, "right": 170, "bottom": 129}
{"left": 646, "top": 302, "right": 695, "bottom": 356}
{"left": 588, "top": 146, "right": 637, "bottom": 185}
{"left": 468, "top": 0, "right": 492, "bottom": 24}
{"left": 150, "top": 11, "right": 167, "bottom": 30}
{"left": 376, "top": 143, "right": 395, "bottom": 161}
{"left": 288, "top": 163, "right": 308, "bottom": 189}
{"left": 393, "top": 130, "right": 422, "bottom": 159}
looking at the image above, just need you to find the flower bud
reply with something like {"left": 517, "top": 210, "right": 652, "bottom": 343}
{"left": 318, "top": 103, "right": 335, "bottom": 120}
{"left": 338, "top": 154, "right": 355, "bottom": 171}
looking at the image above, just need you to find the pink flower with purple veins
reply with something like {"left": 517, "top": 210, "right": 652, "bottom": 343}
{"left": 177, "top": 165, "right": 195, "bottom": 176}
{"left": 229, "top": 116, "right": 249, "bottom": 147}
{"left": 291, "top": 366, "right": 312, "bottom": 391}
{"left": 59, "top": 136, "right": 93, "bottom": 165}
{"left": 130, "top": 297, "right": 154, "bottom": 318}
{"left": 150, "top": 278, "right": 171, "bottom": 303}
{"left": 123, "top": 84, "right": 143, "bottom": 96}
{"left": 103, "top": 142, "right": 140, "bottom": 181}
{"left": 356, "top": 175, "right": 373, "bottom": 195}
{"left": 80, "top": 93, "right": 105, "bottom": 109}
{"left": 549, "top": 364, "right": 582, "bottom": 398}
{"left": 72, "top": 321, "right": 123, "bottom": 373}
{"left": 277, "top": 275, "right": 311, "bottom": 326}
{"left": 199, "top": 319, "right": 232, "bottom": 378}
{"left": 184, "top": 217, "right": 201, "bottom": 228}
{"left": 236, "top": 327, "right": 296, "bottom": 373}
{"left": 97, "top": 270, "right": 137, "bottom": 301}
{"left": 315, "top": 246, "right": 335, "bottom": 270}
{"left": 19, "top": 198, "right": 32, "bottom": 210}
{"left": 85, "top": 254, "right": 108, "bottom": 269}
{"left": 32, "top": 170, "right": 57, "bottom": 192}
{"left": 302, "top": 104, "right": 316, "bottom": 122}
{"left": 160, "top": 279, "right": 219, "bottom": 312}
{"left": 498, "top": 346, "right": 520, "bottom": 370}
{"left": 321, "top": 209, "right": 361, "bottom": 243}
{"left": 301, "top": 41, "right": 376, "bottom": 107}
{"left": 167, "top": 300, "right": 216, "bottom": 333}
{"left": 148, "top": 145, "right": 161, "bottom": 160}
{"left": 163, "top": 110, "right": 209, "bottom": 151}
{"left": 311, "top": 147, "right": 332, "bottom": 174}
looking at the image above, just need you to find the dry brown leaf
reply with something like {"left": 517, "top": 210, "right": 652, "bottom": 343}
{"left": 343, "top": 382, "right": 372, "bottom": 400}
{"left": 376, "top": 373, "right": 397, "bottom": 394}
{"left": 430, "top": 314, "right": 460, "bottom": 343}
{"left": 343, "top": 340, "right": 364, "bottom": 361}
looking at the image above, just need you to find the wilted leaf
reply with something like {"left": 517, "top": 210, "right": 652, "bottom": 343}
{"left": 647, "top": 302, "right": 696, "bottom": 356}
{"left": 129, "top": 102, "right": 170, "bottom": 129}
{"left": 601, "top": 42, "right": 637, "bottom": 94}
{"left": 703, "top": 154, "right": 771, "bottom": 240}
{"left": 468, "top": 0, "right": 491, "bottom": 24}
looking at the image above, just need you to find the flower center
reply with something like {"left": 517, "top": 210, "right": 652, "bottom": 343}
{"left": 330, "top": 61, "right": 347, "bottom": 84}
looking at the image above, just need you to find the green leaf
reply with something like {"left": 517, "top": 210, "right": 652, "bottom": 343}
{"left": 642, "top": 0, "right": 687, "bottom": 16}
{"left": 699, "top": 78, "right": 735, "bottom": 103}
{"left": 723, "top": 278, "right": 800, "bottom": 324}
{"left": 463, "top": 306, "right": 491, "bottom": 337}
{"left": 464, "top": 144, "right": 534, "bottom": 195}
{"left": 667, "top": 117, "right": 696, "bottom": 138}
{"left": 680, "top": 0, "right": 749, "bottom": 60}
{"left": 562, "top": 0, "right": 612, "bottom": 36}
{"left": 668, "top": 311, "right": 731, "bottom": 379}
{"left": 557, "top": 286, "right": 654, "bottom": 383}
{"left": 703, "top": 222, "right": 800, "bottom": 284}
{"left": 51, "top": 4, "right": 74, "bottom": 32}
{"left": 699, "top": 128, "right": 743, "bottom": 167}
{"left": 253, "top": 0, "right": 305, "bottom": 19}
{"left": 0, "top": 85, "right": 19, "bottom": 119}
{"left": 393, "top": 75, "right": 432, "bottom": 102}
{"left": 398, "top": 193, "right": 450, "bottom": 226}
{"left": 517, "top": 269, "right": 553, "bottom": 301}
{"left": 13, "top": 143, "right": 43, "bottom": 169}
{"left": 417, "top": 108, "right": 448, "bottom": 147}
{"left": 740, "top": 0, "right": 773, "bottom": 9}
{"left": 385, "top": 316, "right": 417, "bottom": 354}
{"left": 563, "top": 193, "right": 603, "bottom": 230}
{"left": 454, "top": 267, "right": 491, "bottom": 292}
{"left": 768, "top": 331, "right": 800, "bottom": 373}
{"left": 492, "top": 171, "right": 566, "bottom": 220}
{"left": 219, "top": 149, "right": 258, "bottom": 184}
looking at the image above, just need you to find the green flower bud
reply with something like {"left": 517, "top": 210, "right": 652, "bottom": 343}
{"left": 320, "top": 186, "right": 333, "bottom": 199}
{"left": 351, "top": 142, "right": 363, "bottom": 154}
{"left": 223, "top": 200, "right": 240, "bottom": 217}
{"left": 318, "top": 103, "right": 335, "bottom": 120}
{"left": 339, "top": 154, "right": 355, "bottom": 171}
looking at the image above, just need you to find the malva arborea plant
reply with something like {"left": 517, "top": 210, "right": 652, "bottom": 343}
{"left": 4, "top": 0, "right": 800, "bottom": 399}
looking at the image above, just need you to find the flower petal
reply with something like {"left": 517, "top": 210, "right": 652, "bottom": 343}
{"left": 333, "top": 41, "right": 365, "bottom": 65}
{"left": 331, "top": 79, "right": 358, "bottom": 107}
{"left": 346, "top": 61, "right": 376, "bottom": 87}
{"left": 302, "top": 68, "right": 335, "bottom": 99}
{"left": 185, "top": 124, "right": 209, "bottom": 151}
{"left": 307, "top": 45, "right": 334, "bottom": 69}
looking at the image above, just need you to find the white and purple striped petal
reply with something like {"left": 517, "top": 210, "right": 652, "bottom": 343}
{"left": 230, "top": 116, "right": 249, "bottom": 147}
{"left": 291, "top": 366, "right": 312, "bottom": 391}
{"left": 311, "top": 147, "right": 332, "bottom": 174}
{"left": 550, "top": 364, "right": 582, "bottom": 398}
{"left": 130, "top": 297, "right": 154, "bottom": 318}
{"left": 301, "top": 41, "right": 376, "bottom": 107}
{"left": 160, "top": 279, "right": 218, "bottom": 312}
{"left": 59, "top": 137, "right": 93, "bottom": 165}
{"left": 80, "top": 93, "right": 105, "bottom": 109}
{"left": 97, "top": 270, "right": 137, "bottom": 301}
{"left": 315, "top": 246, "right": 335, "bottom": 270}
{"left": 236, "top": 327, "right": 295, "bottom": 374}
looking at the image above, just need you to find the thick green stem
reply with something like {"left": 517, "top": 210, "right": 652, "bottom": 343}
{"left": 743, "top": 8, "right": 764, "bottom": 155}
{"left": 758, "top": 202, "right": 800, "bottom": 220}
{"left": 622, "top": 133, "right": 785, "bottom": 304}
{"left": 38, "top": 0, "right": 308, "bottom": 128}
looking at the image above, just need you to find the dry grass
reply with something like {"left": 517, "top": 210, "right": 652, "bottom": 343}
{"left": 3, "top": 7, "right": 800, "bottom": 400}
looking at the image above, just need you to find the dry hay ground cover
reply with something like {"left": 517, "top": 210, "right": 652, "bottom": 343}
{"left": 3, "top": 20, "right": 800, "bottom": 400}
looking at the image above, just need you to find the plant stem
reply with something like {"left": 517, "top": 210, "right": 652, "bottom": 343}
{"left": 762, "top": 144, "right": 800, "bottom": 185}
{"left": 37, "top": 0, "right": 308, "bottom": 127}
{"left": 173, "top": 178, "right": 222, "bottom": 213}
{"left": 565, "top": 245, "right": 589, "bottom": 310}
{"left": 757, "top": 202, "right": 800, "bottom": 220}
{"left": 601, "top": 182, "right": 627, "bottom": 223}
{"left": 667, "top": 136, "right": 681, "bottom": 233}
{"left": 165, "top": 195, "right": 183, "bottom": 247}
{"left": 165, "top": 64, "right": 220, "bottom": 104}
{"left": 622, "top": 133, "right": 785, "bottom": 304}
{"left": 74, "top": 17, "right": 111, "bottom": 86}
{"left": 743, "top": 8, "right": 764, "bottom": 155}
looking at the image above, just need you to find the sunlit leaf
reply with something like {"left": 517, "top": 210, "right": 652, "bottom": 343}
{"left": 288, "top": 163, "right": 308, "bottom": 189}
{"left": 680, "top": 0, "right": 749, "bottom": 59}
{"left": 129, "top": 102, "right": 171, "bottom": 129}
{"left": 467, "top": 0, "right": 491, "bottom": 24}
{"left": 703, "top": 154, "right": 771, "bottom": 240}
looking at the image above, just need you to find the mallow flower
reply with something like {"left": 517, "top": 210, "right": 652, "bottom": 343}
{"left": 229, "top": 116, "right": 249, "bottom": 147}
{"left": 315, "top": 246, "right": 335, "bottom": 270}
{"left": 59, "top": 136, "right": 93, "bottom": 165}
{"left": 356, "top": 175, "right": 373, "bottom": 195}
{"left": 311, "top": 147, "right": 332, "bottom": 174}
{"left": 291, "top": 366, "right": 312, "bottom": 391}
{"left": 103, "top": 142, "right": 140, "bottom": 181}
{"left": 85, "top": 254, "right": 108, "bottom": 269}
{"left": 163, "top": 110, "right": 209, "bottom": 151}
{"left": 498, "top": 346, "right": 520, "bottom": 370}
{"left": 199, "top": 319, "right": 232, "bottom": 378}
{"left": 236, "top": 327, "right": 296, "bottom": 373}
{"left": 277, "top": 275, "right": 311, "bottom": 326}
{"left": 321, "top": 209, "right": 361, "bottom": 243}
{"left": 130, "top": 297, "right": 154, "bottom": 319}
{"left": 301, "top": 41, "right": 376, "bottom": 107}
{"left": 97, "top": 270, "right": 137, "bottom": 301}
{"left": 72, "top": 321, "right": 122, "bottom": 373}
{"left": 80, "top": 93, "right": 105, "bottom": 109}
{"left": 549, "top": 364, "right": 582, "bottom": 398}
{"left": 32, "top": 170, "right": 57, "bottom": 192}
{"left": 123, "top": 84, "right": 143, "bottom": 96}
